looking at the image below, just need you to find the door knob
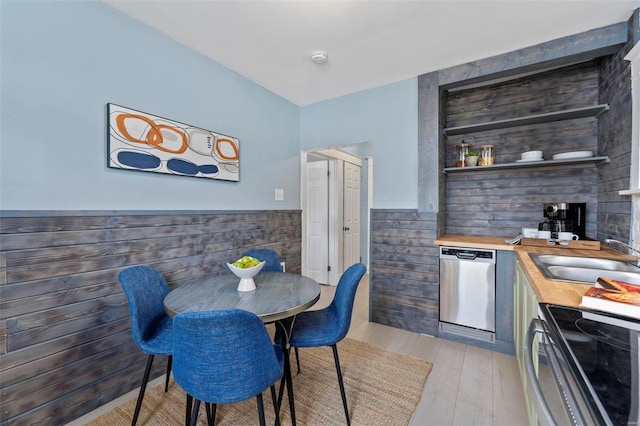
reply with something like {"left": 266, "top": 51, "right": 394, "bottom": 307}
{"left": 343, "top": 226, "right": 350, "bottom": 231}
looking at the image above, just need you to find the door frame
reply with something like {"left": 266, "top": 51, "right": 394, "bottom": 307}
{"left": 301, "top": 148, "right": 368, "bottom": 285}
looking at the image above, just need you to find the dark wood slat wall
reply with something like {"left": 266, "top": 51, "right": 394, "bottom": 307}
{"left": 370, "top": 210, "right": 439, "bottom": 336}
{"left": 443, "top": 63, "right": 601, "bottom": 238}
{"left": 0, "top": 210, "right": 301, "bottom": 425}
{"left": 439, "top": 91, "right": 448, "bottom": 230}
{"left": 446, "top": 61, "right": 600, "bottom": 127}
{"left": 445, "top": 165, "right": 599, "bottom": 238}
{"left": 597, "top": 11, "right": 637, "bottom": 244}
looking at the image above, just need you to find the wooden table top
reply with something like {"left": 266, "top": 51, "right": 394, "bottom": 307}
{"left": 164, "top": 271, "right": 321, "bottom": 323}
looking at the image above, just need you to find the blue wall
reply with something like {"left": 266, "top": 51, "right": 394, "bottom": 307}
{"left": 300, "top": 81, "right": 419, "bottom": 209}
{"left": 0, "top": 0, "right": 301, "bottom": 210}
{"left": 1, "top": 0, "right": 419, "bottom": 211}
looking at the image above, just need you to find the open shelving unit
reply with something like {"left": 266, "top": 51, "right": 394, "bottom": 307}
{"left": 443, "top": 155, "right": 610, "bottom": 173}
{"left": 443, "top": 103, "right": 610, "bottom": 173}
{"left": 442, "top": 104, "right": 610, "bottom": 136}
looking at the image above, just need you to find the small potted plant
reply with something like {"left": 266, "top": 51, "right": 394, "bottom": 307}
{"left": 465, "top": 151, "right": 479, "bottom": 167}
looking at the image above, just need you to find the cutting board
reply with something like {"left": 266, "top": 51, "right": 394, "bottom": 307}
{"left": 520, "top": 237, "right": 601, "bottom": 250}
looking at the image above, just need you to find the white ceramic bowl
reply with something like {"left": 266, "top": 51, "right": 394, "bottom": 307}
{"left": 227, "top": 260, "right": 266, "bottom": 278}
{"left": 227, "top": 261, "right": 266, "bottom": 291}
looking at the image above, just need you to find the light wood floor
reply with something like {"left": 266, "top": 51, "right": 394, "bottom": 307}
{"left": 69, "top": 275, "right": 528, "bottom": 425}
{"left": 328, "top": 275, "right": 528, "bottom": 426}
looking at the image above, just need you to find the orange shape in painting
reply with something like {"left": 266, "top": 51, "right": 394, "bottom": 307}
{"left": 115, "top": 113, "right": 188, "bottom": 154}
{"left": 215, "top": 137, "right": 239, "bottom": 161}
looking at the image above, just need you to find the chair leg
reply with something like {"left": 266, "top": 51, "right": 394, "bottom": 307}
{"left": 210, "top": 404, "right": 217, "bottom": 425}
{"left": 132, "top": 354, "right": 155, "bottom": 426}
{"left": 189, "top": 400, "right": 200, "bottom": 426}
{"left": 185, "top": 394, "right": 193, "bottom": 426}
{"left": 165, "top": 355, "right": 172, "bottom": 392}
{"left": 295, "top": 347, "right": 301, "bottom": 373}
{"left": 332, "top": 344, "right": 350, "bottom": 426}
{"left": 276, "top": 342, "right": 296, "bottom": 424}
{"left": 256, "top": 393, "right": 266, "bottom": 426}
{"left": 276, "top": 375, "right": 285, "bottom": 413}
{"left": 270, "top": 384, "right": 280, "bottom": 426}
{"left": 205, "top": 402, "right": 215, "bottom": 426}
{"left": 284, "top": 349, "right": 297, "bottom": 425}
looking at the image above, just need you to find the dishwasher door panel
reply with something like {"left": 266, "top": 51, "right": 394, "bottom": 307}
{"left": 440, "top": 257, "right": 496, "bottom": 332}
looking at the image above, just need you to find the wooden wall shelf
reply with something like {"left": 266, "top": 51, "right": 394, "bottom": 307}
{"left": 443, "top": 156, "right": 610, "bottom": 173}
{"left": 442, "top": 104, "right": 610, "bottom": 136}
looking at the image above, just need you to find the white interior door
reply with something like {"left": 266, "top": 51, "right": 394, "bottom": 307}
{"left": 343, "top": 162, "right": 361, "bottom": 267}
{"left": 305, "top": 160, "right": 329, "bottom": 284}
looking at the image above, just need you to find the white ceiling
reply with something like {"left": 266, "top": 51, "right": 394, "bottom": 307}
{"left": 105, "top": 0, "right": 640, "bottom": 106}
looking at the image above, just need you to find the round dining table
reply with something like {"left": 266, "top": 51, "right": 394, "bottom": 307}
{"left": 163, "top": 271, "right": 320, "bottom": 321}
{"left": 163, "top": 270, "right": 320, "bottom": 426}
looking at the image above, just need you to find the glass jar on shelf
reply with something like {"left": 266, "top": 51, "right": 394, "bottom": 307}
{"left": 455, "top": 141, "right": 472, "bottom": 167}
{"left": 479, "top": 144, "right": 495, "bottom": 166}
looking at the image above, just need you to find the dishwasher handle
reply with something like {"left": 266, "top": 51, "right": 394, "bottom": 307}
{"left": 524, "top": 318, "right": 556, "bottom": 426}
{"left": 455, "top": 252, "right": 477, "bottom": 260}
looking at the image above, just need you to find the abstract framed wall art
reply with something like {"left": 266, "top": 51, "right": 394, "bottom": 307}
{"left": 107, "top": 103, "right": 239, "bottom": 182}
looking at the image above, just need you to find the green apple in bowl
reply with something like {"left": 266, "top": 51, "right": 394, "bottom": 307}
{"left": 232, "top": 256, "right": 262, "bottom": 268}
{"left": 227, "top": 256, "right": 266, "bottom": 291}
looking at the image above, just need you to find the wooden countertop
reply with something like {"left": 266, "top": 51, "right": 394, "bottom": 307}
{"left": 435, "top": 235, "right": 518, "bottom": 251}
{"left": 435, "top": 234, "right": 638, "bottom": 308}
{"left": 514, "top": 245, "right": 635, "bottom": 308}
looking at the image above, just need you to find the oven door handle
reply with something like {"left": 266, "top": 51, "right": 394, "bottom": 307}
{"left": 525, "top": 318, "right": 556, "bottom": 426}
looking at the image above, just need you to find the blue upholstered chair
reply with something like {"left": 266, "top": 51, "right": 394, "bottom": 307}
{"left": 118, "top": 265, "right": 174, "bottom": 426}
{"left": 242, "top": 248, "right": 283, "bottom": 272}
{"left": 173, "top": 309, "right": 285, "bottom": 426}
{"left": 286, "top": 263, "right": 366, "bottom": 426}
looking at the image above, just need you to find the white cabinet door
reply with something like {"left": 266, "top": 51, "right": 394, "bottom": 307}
{"left": 514, "top": 259, "right": 540, "bottom": 426}
{"left": 343, "top": 162, "right": 361, "bottom": 268}
{"left": 305, "top": 160, "right": 329, "bottom": 284}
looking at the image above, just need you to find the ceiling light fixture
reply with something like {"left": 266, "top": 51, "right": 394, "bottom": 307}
{"left": 311, "top": 51, "right": 328, "bottom": 64}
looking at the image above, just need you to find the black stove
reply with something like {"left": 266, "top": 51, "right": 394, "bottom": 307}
{"left": 540, "top": 304, "right": 640, "bottom": 425}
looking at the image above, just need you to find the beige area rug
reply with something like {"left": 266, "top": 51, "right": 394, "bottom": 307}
{"left": 89, "top": 338, "right": 432, "bottom": 425}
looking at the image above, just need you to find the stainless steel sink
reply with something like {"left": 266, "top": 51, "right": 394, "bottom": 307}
{"left": 545, "top": 266, "right": 640, "bottom": 285}
{"left": 529, "top": 253, "right": 640, "bottom": 285}
{"left": 533, "top": 254, "right": 639, "bottom": 271}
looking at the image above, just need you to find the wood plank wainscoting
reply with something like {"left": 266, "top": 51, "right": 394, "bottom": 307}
{"left": 0, "top": 210, "right": 301, "bottom": 425}
{"left": 370, "top": 209, "right": 439, "bottom": 336}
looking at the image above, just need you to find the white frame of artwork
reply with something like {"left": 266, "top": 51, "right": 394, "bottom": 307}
{"left": 107, "top": 103, "right": 240, "bottom": 182}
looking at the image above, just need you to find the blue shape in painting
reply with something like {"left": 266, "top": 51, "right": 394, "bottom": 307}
{"left": 167, "top": 158, "right": 199, "bottom": 175}
{"left": 199, "top": 164, "right": 219, "bottom": 175}
{"left": 118, "top": 151, "right": 161, "bottom": 170}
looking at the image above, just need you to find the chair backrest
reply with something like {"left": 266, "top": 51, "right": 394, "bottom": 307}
{"left": 118, "top": 265, "right": 171, "bottom": 350}
{"left": 242, "top": 248, "right": 282, "bottom": 272}
{"left": 329, "top": 263, "right": 367, "bottom": 342}
{"left": 173, "top": 309, "right": 283, "bottom": 404}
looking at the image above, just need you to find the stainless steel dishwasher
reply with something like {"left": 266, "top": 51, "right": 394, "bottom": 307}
{"left": 439, "top": 246, "right": 496, "bottom": 336}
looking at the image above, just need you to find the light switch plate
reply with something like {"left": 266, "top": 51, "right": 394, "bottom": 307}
{"left": 275, "top": 188, "right": 284, "bottom": 201}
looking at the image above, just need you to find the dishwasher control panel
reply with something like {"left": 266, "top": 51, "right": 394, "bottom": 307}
{"left": 440, "top": 247, "right": 495, "bottom": 261}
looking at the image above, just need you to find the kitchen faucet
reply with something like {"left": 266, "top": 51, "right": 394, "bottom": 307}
{"left": 604, "top": 238, "right": 640, "bottom": 267}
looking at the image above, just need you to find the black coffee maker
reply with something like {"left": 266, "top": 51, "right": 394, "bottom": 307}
{"left": 538, "top": 203, "right": 586, "bottom": 239}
